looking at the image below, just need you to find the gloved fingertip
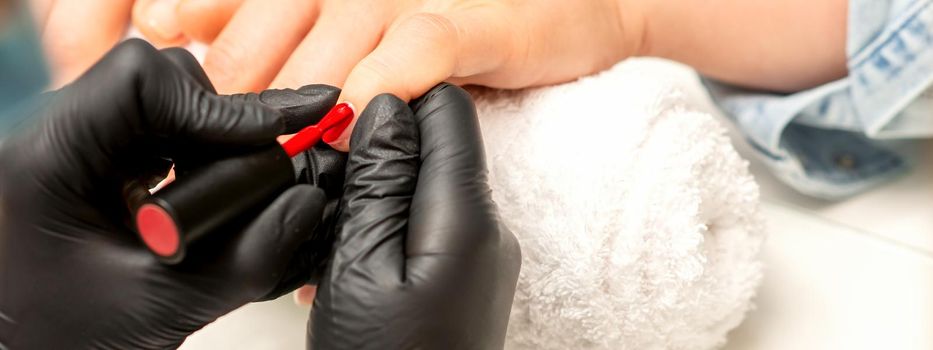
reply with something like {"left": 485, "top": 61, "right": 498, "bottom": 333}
{"left": 296, "top": 84, "right": 341, "bottom": 100}
{"left": 258, "top": 85, "right": 342, "bottom": 134}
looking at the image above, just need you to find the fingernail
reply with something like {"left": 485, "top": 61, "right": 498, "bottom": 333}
{"left": 142, "top": 0, "right": 185, "bottom": 43}
{"left": 324, "top": 102, "right": 356, "bottom": 152}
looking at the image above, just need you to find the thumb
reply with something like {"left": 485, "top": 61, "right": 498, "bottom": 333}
{"left": 228, "top": 185, "right": 328, "bottom": 298}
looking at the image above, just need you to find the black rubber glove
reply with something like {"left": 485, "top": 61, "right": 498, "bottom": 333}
{"left": 0, "top": 39, "right": 340, "bottom": 349}
{"left": 309, "top": 84, "right": 522, "bottom": 349}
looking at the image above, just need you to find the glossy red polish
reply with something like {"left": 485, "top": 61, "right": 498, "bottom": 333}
{"left": 282, "top": 103, "right": 354, "bottom": 157}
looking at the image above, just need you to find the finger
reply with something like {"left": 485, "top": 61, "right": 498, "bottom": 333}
{"left": 43, "top": 0, "right": 134, "bottom": 88}
{"left": 202, "top": 0, "right": 319, "bottom": 94}
{"left": 328, "top": 9, "right": 512, "bottom": 151}
{"left": 328, "top": 94, "right": 419, "bottom": 284}
{"left": 270, "top": 0, "right": 391, "bottom": 89}
{"left": 132, "top": 0, "right": 190, "bottom": 48}
{"left": 26, "top": 0, "right": 55, "bottom": 29}
{"left": 224, "top": 185, "right": 327, "bottom": 296}
{"left": 293, "top": 285, "right": 316, "bottom": 305}
{"left": 176, "top": 0, "right": 245, "bottom": 43}
{"left": 407, "top": 84, "right": 521, "bottom": 280}
{"left": 160, "top": 47, "right": 216, "bottom": 92}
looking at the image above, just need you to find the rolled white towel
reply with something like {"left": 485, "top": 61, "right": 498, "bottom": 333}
{"left": 474, "top": 58, "right": 765, "bottom": 350}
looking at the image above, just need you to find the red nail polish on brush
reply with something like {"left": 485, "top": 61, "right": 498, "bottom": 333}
{"left": 135, "top": 103, "right": 354, "bottom": 264}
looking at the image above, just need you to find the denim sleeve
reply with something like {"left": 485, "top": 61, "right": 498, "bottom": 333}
{"left": 704, "top": 0, "right": 933, "bottom": 199}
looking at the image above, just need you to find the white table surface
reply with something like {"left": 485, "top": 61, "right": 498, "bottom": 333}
{"left": 182, "top": 62, "right": 933, "bottom": 349}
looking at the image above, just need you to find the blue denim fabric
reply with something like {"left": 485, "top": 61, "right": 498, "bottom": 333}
{"left": 704, "top": 0, "right": 933, "bottom": 199}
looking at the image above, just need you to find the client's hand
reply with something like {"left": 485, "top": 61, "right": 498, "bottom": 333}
{"left": 0, "top": 39, "right": 340, "bottom": 348}
{"left": 308, "top": 84, "right": 522, "bottom": 348}
{"left": 140, "top": 0, "right": 646, "bottom": 151}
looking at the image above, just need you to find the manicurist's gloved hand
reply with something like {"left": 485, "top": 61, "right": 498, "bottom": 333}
{"left": 0, "top": 39, "right": 343, "bottom": 349}
{"left": 309, "top": 84, "right": 522, "bottom": 349}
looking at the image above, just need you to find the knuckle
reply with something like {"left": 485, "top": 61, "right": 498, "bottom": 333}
{"left": 401, "top": 12, "right": 459, "bottom": 44}
{"left": 204, "top": 35, "right": 248, "bottom": 78}
{"left": 354, "top": 55, "right": 398, "bottom": 90}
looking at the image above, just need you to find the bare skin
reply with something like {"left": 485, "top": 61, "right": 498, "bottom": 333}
{"left": 641, "top": 0, "right": 849, "bottom": 93}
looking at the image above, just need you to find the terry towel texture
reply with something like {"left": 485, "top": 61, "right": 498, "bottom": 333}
{"left": 474, "top": 58, "right": 765, "bottom": 350}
